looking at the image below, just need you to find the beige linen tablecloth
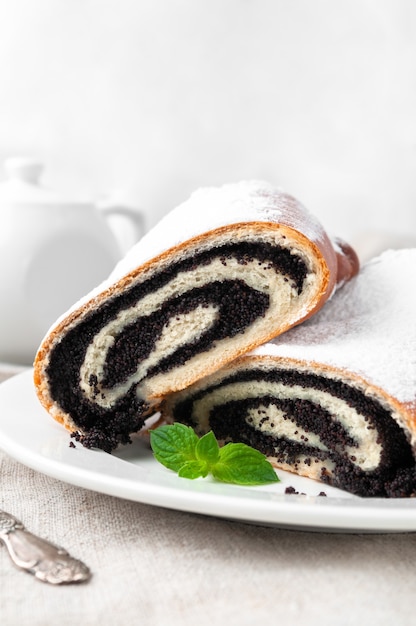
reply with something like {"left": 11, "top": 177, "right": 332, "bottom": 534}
{"left": 1, "top": 368, "right": 416, "bottom": 626}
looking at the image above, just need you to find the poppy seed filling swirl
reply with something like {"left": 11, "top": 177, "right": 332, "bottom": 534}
{"left": 45, "top": 240, "right": 309, "bottom": 449}
{"left": 167, "top": 368, "right": 416, "bottom": 497}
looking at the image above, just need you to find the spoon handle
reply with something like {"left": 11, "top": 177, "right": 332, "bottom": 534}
{"left": 0, "top": 509, "right": 91, "bottom": 584}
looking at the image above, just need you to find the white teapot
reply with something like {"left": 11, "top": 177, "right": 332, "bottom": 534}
{"left": 0, "top": 158, "right": 144, "bottom": 365}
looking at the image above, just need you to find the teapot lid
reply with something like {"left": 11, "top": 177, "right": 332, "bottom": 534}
{"left": 0, "top": 157, "right": 78, "bottom": 205}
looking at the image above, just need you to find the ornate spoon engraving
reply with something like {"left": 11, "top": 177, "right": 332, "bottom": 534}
{"left": 0, "top": 509, "right": 91, "bottom": 584}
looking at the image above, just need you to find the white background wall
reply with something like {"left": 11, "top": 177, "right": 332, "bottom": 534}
{"left": 1, "top": 0, "right": 416, "bottom": 249}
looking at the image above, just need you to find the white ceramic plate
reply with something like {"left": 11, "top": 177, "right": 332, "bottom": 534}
{"left": 1, "top": 371, "right": 416, "bottom": 533}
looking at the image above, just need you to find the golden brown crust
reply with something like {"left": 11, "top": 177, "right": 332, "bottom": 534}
{"left": 34, "top": 221, "right": 346, "bottom": 425}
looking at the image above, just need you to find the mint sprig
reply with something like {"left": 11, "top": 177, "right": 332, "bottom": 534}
{"left": 150, "top": 423, "right": 279, "bottom": 486}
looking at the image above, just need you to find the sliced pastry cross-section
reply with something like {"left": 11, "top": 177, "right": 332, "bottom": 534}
{"left": 162, "top": 249, "right": 416, "bottom": 497}
{"left": 34, "top": 181, "right": 358, "bottom": 452}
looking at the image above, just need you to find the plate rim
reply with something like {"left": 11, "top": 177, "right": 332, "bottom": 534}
{"left": 1, "top": 370, "right": 416, "bottom": 533}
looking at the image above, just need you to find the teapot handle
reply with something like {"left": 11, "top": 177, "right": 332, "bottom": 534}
{"left": 100, "top": 204, "right": 146, "bottom": 253}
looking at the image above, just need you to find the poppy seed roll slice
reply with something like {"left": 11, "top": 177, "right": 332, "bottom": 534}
{"left": 162, "top": 249, "right": 416, "bottom": 497}
{"left": 34, "top": 180, "right": 358, "bottom": 452}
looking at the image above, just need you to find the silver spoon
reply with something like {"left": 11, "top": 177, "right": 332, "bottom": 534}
{"left": 0, "top": 509, "right": 91, "bottom": 584}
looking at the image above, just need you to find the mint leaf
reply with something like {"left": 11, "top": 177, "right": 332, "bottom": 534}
{"left": 195, "top": 431, "right": 220, "bottom": 466}
{"left": 178, "top": 460, "right": 209, "bottom": 479}
{"left": 150, "top": 423, "right": 199, "bottom": 471}
{"left": 150, "top": 424, "right": 279, "bottom": 486}
{"left": 212, "top": 443, "right": 279, "bottom": 485}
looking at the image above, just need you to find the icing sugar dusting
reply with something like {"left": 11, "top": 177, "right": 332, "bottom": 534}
{"left": 111, "top": 180, "right": 326, "bottom": 280}
{"left": 44, "top": 180, "right": 330, "bottom": 333}
{"left": 253, "top": 249, "right": 416, "bottom": 404}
